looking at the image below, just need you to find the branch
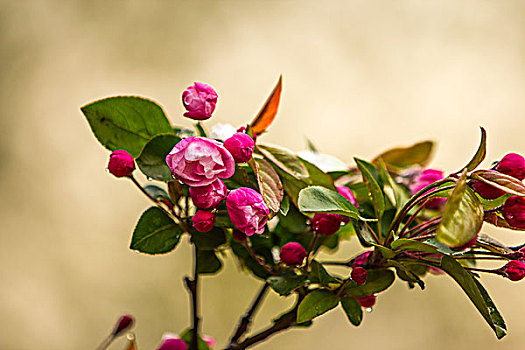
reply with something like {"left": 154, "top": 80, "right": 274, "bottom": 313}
{"left": 185, "top": 245, "right": 200, "bottom": 350}
{"left": 227, "top": 283, "right": 270, "bottom": 347}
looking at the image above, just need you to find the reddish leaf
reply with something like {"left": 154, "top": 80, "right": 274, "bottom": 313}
{"left": 250, "top": 76, "right": 282, "bottom": 134}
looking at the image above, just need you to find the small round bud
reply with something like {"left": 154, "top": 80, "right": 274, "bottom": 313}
{"left": 112, "top": 314, "right": 134, "bottom": 336}
{"left": 497, "top": 153, "right": 525, "bottom": 180}
{"left": 107, "top": 150, "right": 135, "bottom": 177}
{"left": 280, "top": 242, "right": 307, "bottom": 266}
{"left": 503, "top": 196, "right": 525, "bottom": 229}
{"left": 157, "top": 334, "right": 187, "bottom": 350}
{"left": 224, "top": 132, "right": 255, "bottom": 163}
{"left": 310, "top": 213, "right": 342, "bottom": 236}
{"left": 192, "top": 210, "right": 215, "bottom": 233}
{"left": 189, "top": 179, "right": 228, "bottom": 210}
{"left": 355, "top": 295, "right": 376, "bottom": 308}
{"left": 351, "top": 266, "right": 368, "bottom": 285}
{"left": 182, "top": 82, "right": 218, "bottom": 120}
{"left": 501, "top": 260, "right": 525, "bottom": 281}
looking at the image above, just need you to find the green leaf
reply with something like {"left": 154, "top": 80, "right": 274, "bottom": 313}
{"left": 297, "top": 289, "right": 340, "bottom": 323}
{"left": 464, "top": 127, "right": 487, "bottom": 172}
{"left": 136, "top": 134, "right": 181, "bottom": 181}
{"left": 192, "top": 228, "right": 226, "bottom": 250}
{"left": 279, "top": 196, "right": 290, "bottom": 216}
{"left": 267, "top": 274, "right": 308, "bottom": 295}
{"left": 196, "top": 249, "right": 223, "bottom": 274}
{"left": 440, "top": 256, "right": 506, "bottom": 339}
{"left": 129, "top": 207, "right": 182, "bottom": 254}
{"left": 81, "top": 96, "right": 174, "bottom": 157}
{"left": 298, "top": 186, "right": 359, "bottom": 219}
{"left": 180, "top": 329, "right": 211, "bottom": 350}
{"left": 258, "top": 145, "right": 309, "bottom": 180}
{"left": 387, "top": 260, "right": 425, "bottom": 290}
{"left": 473, "top": 278, "right": 507, "bottom": 339}
{"left": 224, "top": 164, "right": 257, "bottom": 189}
{"left": 300, "top": 158, "right": 337, "bottom": 190}
{"left": 372, "top": 140, "right": 434, "bottom": 171}
{"left": 391, "top": 238, "right": 441, "bottom": 255}
{"left": 340, "top": 297, "right": 363, "bottom": 326}
{"left": 377, "top": 158, "right": 409, "bottom": 212}
{"left": 472, "top": 170, "right": 525, "bottom": 197}
{"left": 355, "top": 158, "right": 385, "bottom": 219}
{"left": 436, "top": 170, "right": 484, "bottom": 247}
{"left": 230, "top": 240, "right": 271, "bottom": 280}
{"left": 356, "top": 221, "right": 378, "bottom": 247}
{"left": 249, "top": 158, "right": 284, "bottom": 214}
{"left": 275, "top": 168, "right": 308, "bottom": 207}
{"left": 309, "top": 260, "right": 340, "bottom": 285}
{"left": 344, "top": 269, "right": 395, "bottom": 297}
{"left": 143, "top": 185, "right": 172, "bottom": 204}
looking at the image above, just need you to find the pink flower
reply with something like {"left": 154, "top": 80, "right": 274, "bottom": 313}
{"left": 355, "top": 295, "right": 376, "bottom": 308}
{"left": 409, "top": 169, "right": 445, "bottom": 209}
{"left": 226, "top": 188, "right": 269, "bottom": 235}
{"left": 280, "top": 242, "right": 307, "bottom": 266}
{"left": 189, "top": 179, "right": 228, "bottom": 209}
{"left": 503, "top": 196, "right": 525, "bottom": 229}
{"left": 336, "top": 186, "right": 358, "bottom": 224}
{"left": 224, "top": 132, "right": 255, "bottom": 163}
{"left": 351, "top": 266, "right": 368, "bottom": 285}
{"left": 497, "top": 153, "right": 525, "bottom": 180}
{"left": 111, "top": 314, "right": 134, "bottom": 336}
{"left": 192, "top": 210, "right": 216, "bottom": 233}
{"left": 204, "top": 336, "right": 216, "bottom": 348}
{"left": 353, "top": 251, "right": 372, "bottom": 267}
{"left": 310, "top": 213, "right": 342, "bottom": 236}
{"left": 501, "top": 260, "right": 525, "bottom": 281}
{"left": 182, "top": 82, "right": 218, "bottom": 120}
{"left": 474, "top": 153, "right": 525, "bottom": 199}
{"left": 107, "top": 150, "right": 135, "bottom": 177}
{"left": 157, "top": 334, "right": 187, "bottom": 350}
{"left": 166, "top": 137, "right": 235, "bottom": 187}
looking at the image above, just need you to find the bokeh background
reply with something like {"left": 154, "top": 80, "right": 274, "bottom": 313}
{"left": 2, "top": 1, "right": 525, "bottom": 349}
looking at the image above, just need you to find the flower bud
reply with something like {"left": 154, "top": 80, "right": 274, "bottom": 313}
{"left": 351, "top": 266, "right": 368, "bottom": 285}
{"left": 111, "top": 314, "right": 134, "bottom": 336}
{"left": 226, "top": 188, "right": 269, "bottom": 235}
{"left": 204, "top": 336, "right": 216, "bottom": 348}
{"left": 157, "top": 334, "right": 187, "bottom": 350}
{"left": 409, "top": 169, "right": 445, "bottom": 209}
{"left": 497, "top": 153, "right": 525, "bottom": 180}
{"left": 355, "top": 295, "right": 376, "bottom": 308}
{"left": 501, "top": 260, "right": 525, "bottom": 281}
{"left": 182, "top": 82, "right": 218, "bottom": 120}
{"left": 472, "top": 179, "right": 505, "bottom": 200}
{"left": 473, "top": 153, "right": 525, "bottom": 199}
{"left": 503, "top": 196, "right": 525, "bottom": 229}
{"left": 336, "top": 186, "right": 358, "bottom": 224}
{"left": 192, "top": 210, "right": 215, "bottom": 233}
{"left": 189, "top": 179, "right": 228, "bottom": 209}
{"left": 107, "top": 150, "right": 135, "bottom": 177}
{"left": 310, "top": 213, "right": 342, "bottom": 236}
{"left": 353, "top": 251, "right": 372, "bottom": 267}
{"left": 224, "top": 132, "right": 255, "bottom": 163}
{"left": 280, "top": 242, "right": 307, "bottom": 266}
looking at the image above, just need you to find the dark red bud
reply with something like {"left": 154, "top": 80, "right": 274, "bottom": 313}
{"left": 351, "top": 266, "right": 368, "bottom": 285}
{"left": 112, "top": 314, "right": 134, "bottom": 336}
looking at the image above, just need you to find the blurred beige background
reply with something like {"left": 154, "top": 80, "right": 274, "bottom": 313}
{"left": 2, "top": 0, "right": 525, "bottom": 349}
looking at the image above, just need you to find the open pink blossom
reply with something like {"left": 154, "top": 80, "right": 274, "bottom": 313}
{"left": 166, "top": 137, "right": 235, "bottom": 187}
{"left": 226, "top": 188, "right": 269, "bottom": 235}
{"left": 182, "top": 82, "right": 218, "bottom": 120}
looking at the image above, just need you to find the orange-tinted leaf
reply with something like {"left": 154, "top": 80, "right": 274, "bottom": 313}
{"left": 250, "top": 75, "right": 282, "bottom": 134}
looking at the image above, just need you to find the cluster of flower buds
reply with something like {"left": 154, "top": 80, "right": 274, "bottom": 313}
{"left": 165, "top": 83, "right": 264, "bottom": 235}
{"left": 473, "top": 153, "right": 525, "bottom": 199}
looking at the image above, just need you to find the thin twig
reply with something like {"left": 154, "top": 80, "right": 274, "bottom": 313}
{"left": 228, "top": 283, "right": 270, "bottom": 347}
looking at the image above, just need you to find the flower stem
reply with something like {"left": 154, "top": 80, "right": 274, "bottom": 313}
{"left": 184, "top": 245, "right": 200, "bottom": 350}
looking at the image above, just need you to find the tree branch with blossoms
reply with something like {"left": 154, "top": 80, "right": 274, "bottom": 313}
{"left": 83, "top": 77, "right": 525, "bottom": 349}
